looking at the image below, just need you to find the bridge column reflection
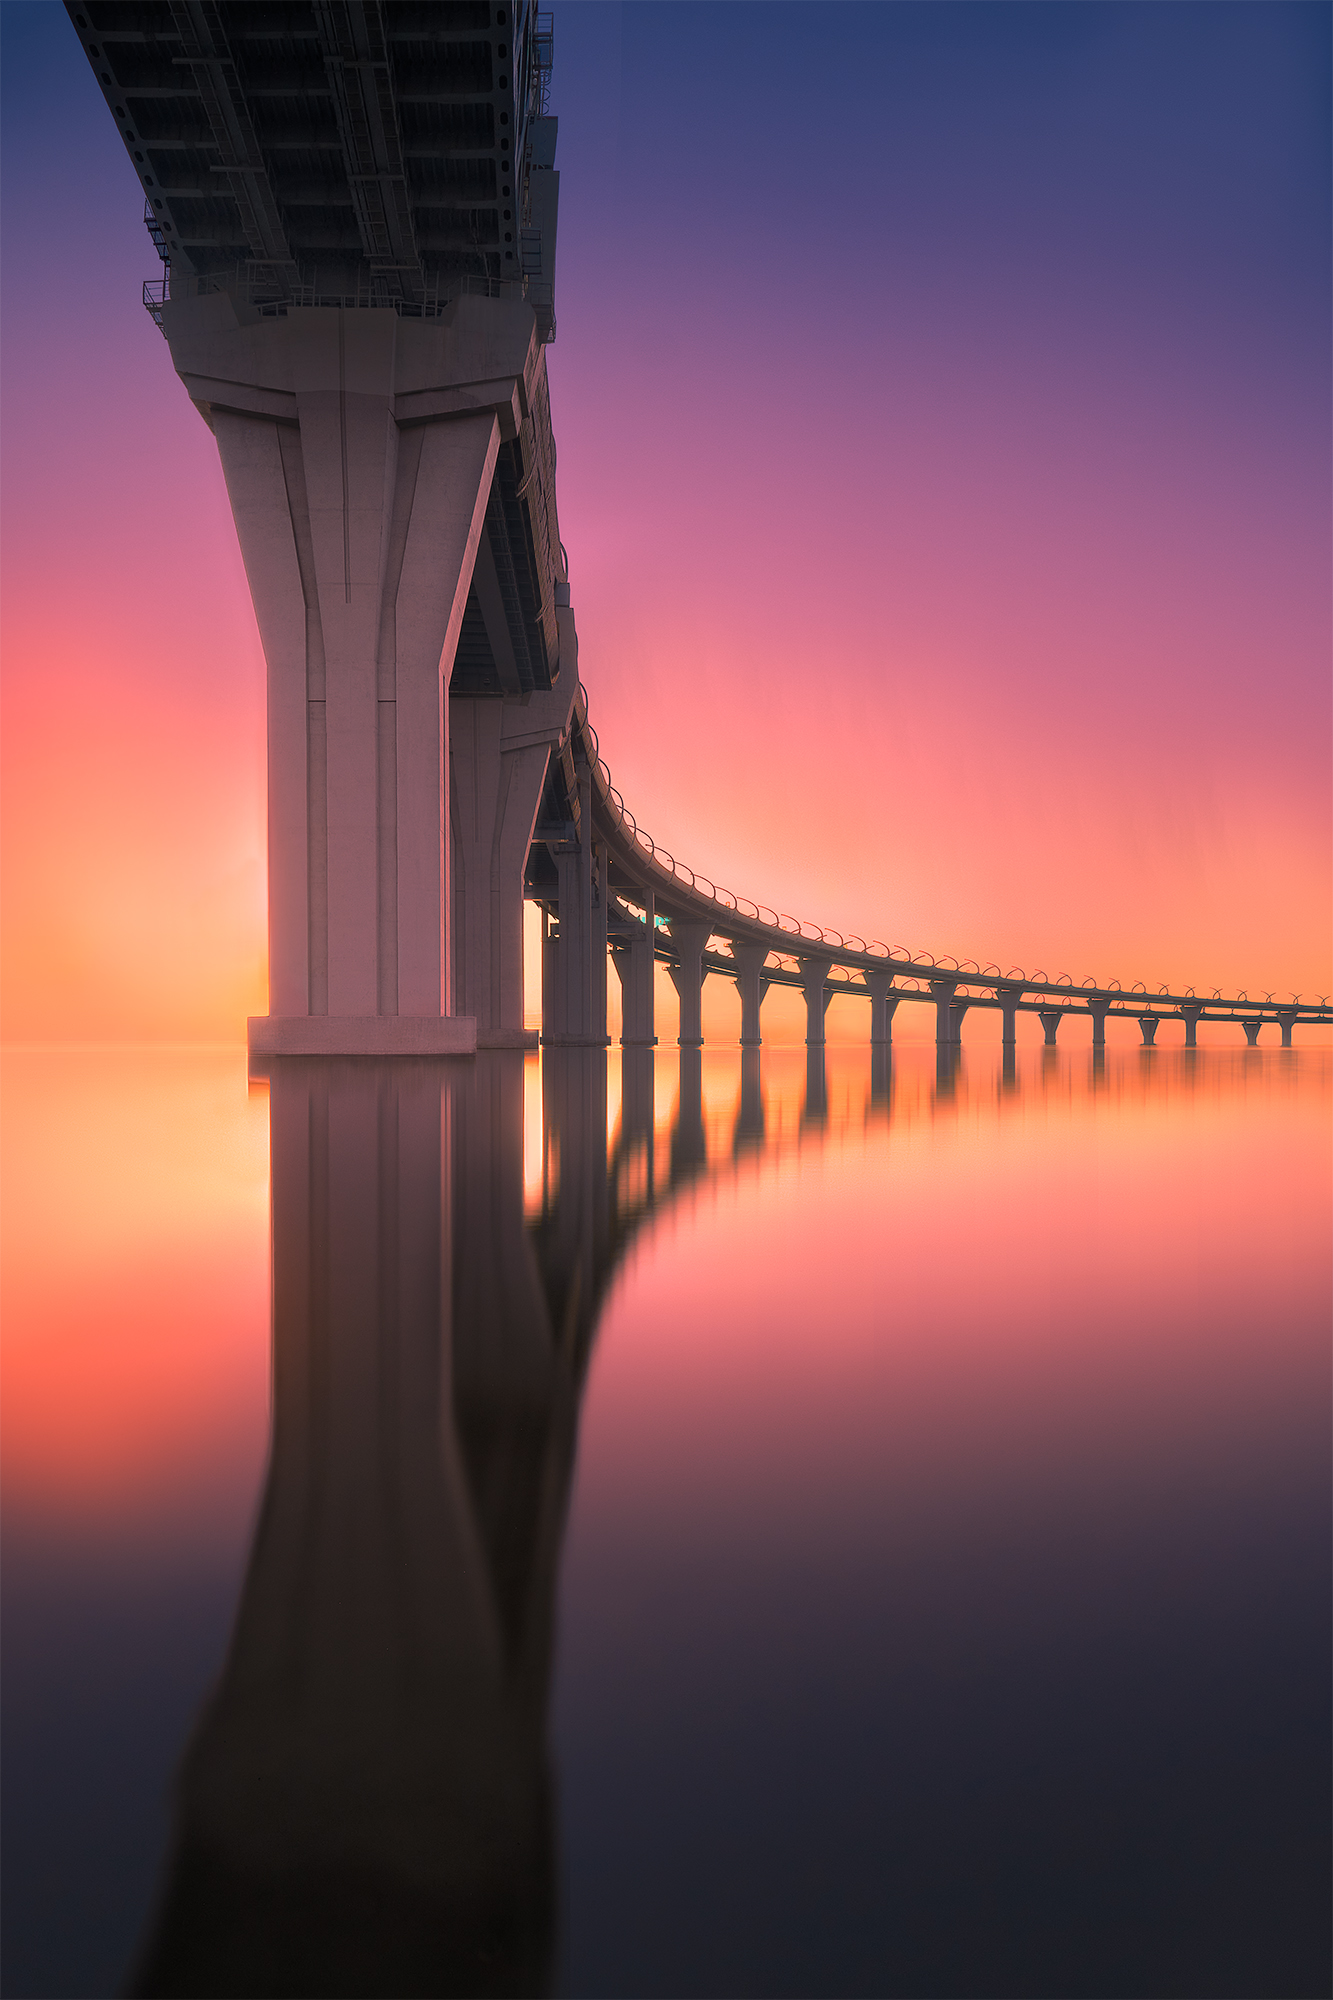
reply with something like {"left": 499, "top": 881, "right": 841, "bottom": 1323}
{"left": 734, "top": 1046, "right": 766, "bottom": 1151}
{"left": 131, "top": 1053, "right": 608, "bottom": 1998}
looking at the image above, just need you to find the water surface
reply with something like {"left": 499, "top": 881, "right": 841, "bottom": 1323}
{"left": 2, "top": 1044, "right": 1328, "bottom": 1996}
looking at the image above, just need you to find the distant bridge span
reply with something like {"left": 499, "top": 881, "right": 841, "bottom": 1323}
{"left": 527, "top": 688, "right": 1330, "bottom": 1052}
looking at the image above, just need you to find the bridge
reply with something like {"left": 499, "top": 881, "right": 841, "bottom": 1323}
{"left": 68, "top": 2, "right": 1328, "bottom": 1057}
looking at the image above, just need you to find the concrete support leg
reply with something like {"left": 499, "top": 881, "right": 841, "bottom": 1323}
{"left": 667, "top": 921, "right": 712, "bottom": 1046}
{"left": 542, "top": 755, "right": 608, "bottom": 1046}
{"left": 865, "top": 970, "right": 901, "bottom": 1046}
{"left": 799, "top": 957, "right": 833, "bottom": 1046}
{"left": 449, "top": 689, "right": 572, "bottom": 1048}
{"left": 929, "top": 978, "right": 960, "bottom": 1045}
{"left": 1088, "top": 1002, "right": 1111, "bottom": 1047}
{"left": 731, "top": 942, "right": 770, "bottom": 1046}
{"left": 194, "top": 307, "right": 510, "bottom": 1057}
{"left": 1139, "top": 1015, "right": 1160, "bottom": 1046}
{"left": 611, "top": 889, "right": 657, "bottom": 1045}
{"left": 949, "top": 999, "right": 972, "bottom": 1045}
{"left": 1179, "top": 1005, "right": 1203, "bottom": 1048}
{"left": 1242, "top": 1019, "right": 1262, "bottom": 1046}
{"left": 1277, "top": 1012, "right": 1296, "bottom": 1048}
{"left": 995, "top": 987, "right": 1024, "bottom": 1046}
{"left": 1038, "top": 1008, "right": 1062, "bottom": 1046}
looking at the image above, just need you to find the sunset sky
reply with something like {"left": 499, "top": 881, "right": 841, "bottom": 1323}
{"left": 2, "top": 1, "right": 1328, "bottom": 1043}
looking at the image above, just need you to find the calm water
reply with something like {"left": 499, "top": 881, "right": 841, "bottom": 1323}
{"left": 2, "top": 1043, "right": 1329, "bottom": 1998}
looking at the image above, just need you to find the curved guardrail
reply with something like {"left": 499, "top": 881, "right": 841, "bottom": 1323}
{"left": 570, "top": 684, "right": 1330, "bottom": 1026}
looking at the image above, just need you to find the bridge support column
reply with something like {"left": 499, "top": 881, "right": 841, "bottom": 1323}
{"left": 1276, "top": 1010, "right": 1297, "bottom": 1048}
{"left": 1242, "top": 1018, "right": 1262, "bottom": 1046}
{"left": 168, "top": 300, "right": 539, "bottom": 1057}
{"left": 1180, "top": 1004, "right": 1204, "bottom": 1048}
{"left": 667, "top": 922, "right": 712, "bottom": 1046}
{"left": 731, "top": 942, "right": 771, "bottom": 1046}
{"left": 865, "top": 970, "right": 901, "bottom": 1045}
{"left": 450, "top": 690, "right": 573, "bottom": 1048}
{"left": 993, "top": 985, "right": 1024, "bottom": 1046}
{"left": 949, "top": 998, "right": 972, "bottom": 1045}
{"left": 611, "top": 889, "right": 656, "bottom": 1045}
{"left": 1088, "top": 999, "right": 1112, "bottom": 1047}
{"left": 1038, "top": 1008, "right": 1062, "bottom": 1046}
{"left": 1139, "top": 1014, "right": 1160, "bottom": 1046}
{"left": 799, "top": 958, "right": 833, "bottom": 1046}
{"left": 929, "top": 977, "right": 959, "bottom": 1046}
{"left": 542, "top": 753, "right": 609, "bottom": 1046}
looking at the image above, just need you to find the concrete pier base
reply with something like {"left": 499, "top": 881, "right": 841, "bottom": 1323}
{"left": 1276, "top": 1011, "right": 1297, "bottom": 1048}
{"left": 949, "top": 998, "right": 972, "bottom": 1045}
{"left": 249, "top": 1014, "right": 477, "bottom": 1056}
{"left": 1139, "top": 1015, "right": 1160, "bottom": 1046}
{"left": 1038, "top": 1008, "right": 1062, "bottom": 1046}
{"left": 1242, "top": 1019, "right": 1262, "bottom": 1046}
{"left": 1088, "top": 1000, "right": 1112, "bottom": 1047}
{"left": 1180, "top": 1005, "right": 1204, "bottom": 1048}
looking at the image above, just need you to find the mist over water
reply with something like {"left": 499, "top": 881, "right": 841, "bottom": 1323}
{"left": 2, "top": 1044, "right": 1328, "bottom": 1997}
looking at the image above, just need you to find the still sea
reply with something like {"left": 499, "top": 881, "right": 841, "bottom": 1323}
{"left": 2, "top": 1042, "right": 1329, "bottom": 1998}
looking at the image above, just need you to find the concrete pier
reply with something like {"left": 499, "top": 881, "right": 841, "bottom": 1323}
{"left": 948, "top": 998, "right": 973, "bottom": 1045}
{"left": 1087, "top": 999, "right": 1112, "bottom": 1047}
{"left": 450, "top": 690, "right": 573, "bottom": 1047}
{"left": 732, "top": 942, "right": 771, "bottom": 1046}
{"left": 1180, "top": 1004, "right": 1204, "bottom": 1048}
{"left": 1038, "top": 1008, "right": 1062, "bottom": 1046}
{"left": 611, "top": 891, "right": 657, "bottom": 1046}
{"left": 542, "top": 744, "right": 610, "bottom": 1047}
{"left": 668, "top": 922, "right": 712, "bottom": 1047}
{"left": 799, "top": 957, "right": 833, "bottom": 1046}
{"left": 1276, "top": 1009, "right": 1297, "bottom": 1048}
{"left": 163, "top": 293, "right": 566, "bottom": 1057}
{"left": 1242, "top": 1019, "right": 1263, "bottom": 1046}
{"left": 996, "top": 986, "right": 1024, "bottom": 1046}
{"left": 929, "top": 977, "right": 960, "bottom": 1046}
{"left": 865, "top": 969, "right": 902, "bottom": 1046}
{"left": 1139, "top": 1015, "right": 1160, "bottom": 1046}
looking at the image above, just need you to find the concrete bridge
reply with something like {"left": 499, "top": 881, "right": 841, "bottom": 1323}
{"left": 69, "top": 2, "right": 1328, "bottom": 1059}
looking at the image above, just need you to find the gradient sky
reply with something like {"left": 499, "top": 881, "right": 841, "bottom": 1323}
{"left": 2, "top": 0, "right": 1329, "bottom": 1041}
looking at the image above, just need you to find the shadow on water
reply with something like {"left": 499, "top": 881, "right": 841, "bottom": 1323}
{"left": 123, "top": 1042, "right": 1326, "bottom": 1997}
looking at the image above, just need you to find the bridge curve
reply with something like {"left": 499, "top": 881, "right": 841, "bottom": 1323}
{"left": 526, "top": 685, "right": 1329, "bottom": 1052}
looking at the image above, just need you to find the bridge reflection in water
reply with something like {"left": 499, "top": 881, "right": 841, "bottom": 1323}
{"left": 125, "top": 1042, "right": 1323, "bottom": 1996}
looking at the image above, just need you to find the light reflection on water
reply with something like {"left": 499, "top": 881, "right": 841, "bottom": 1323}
{"left": 1, "top": 1045, "right": 1328, "bottom": 1997}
